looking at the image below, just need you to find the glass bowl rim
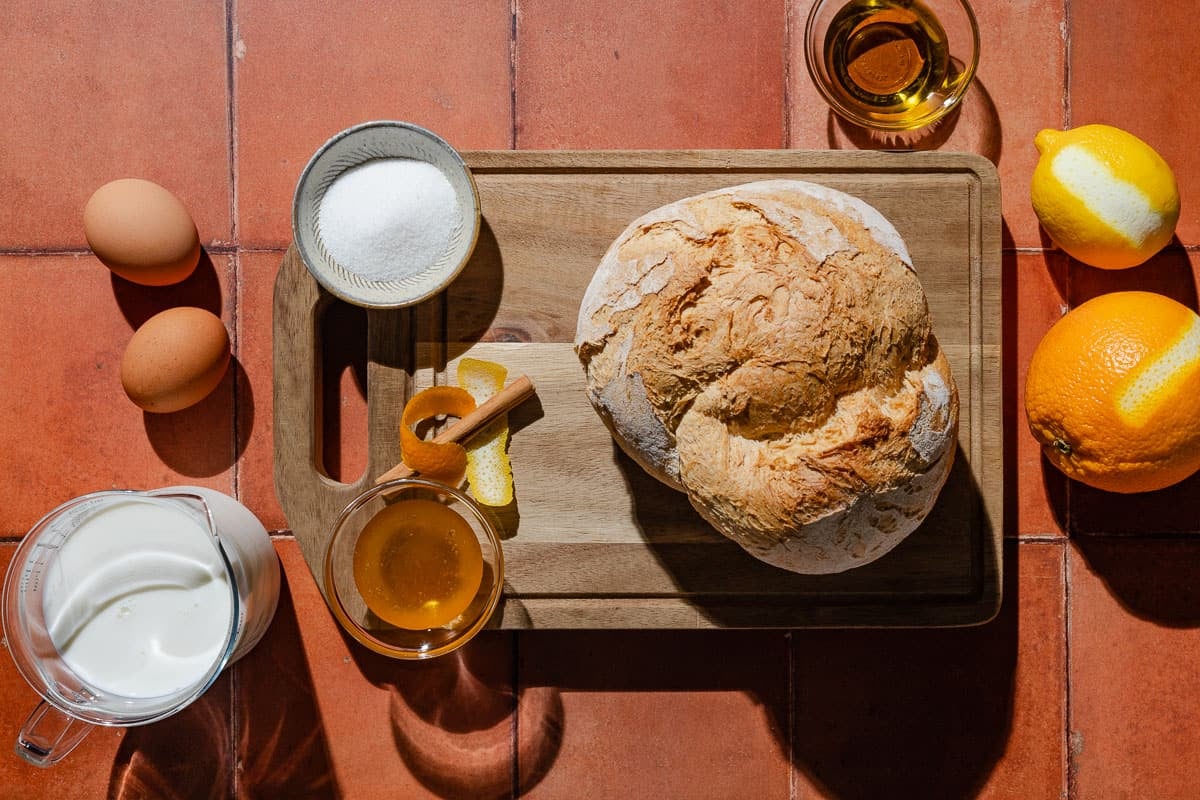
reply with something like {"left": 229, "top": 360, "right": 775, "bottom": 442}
{"left": 322, "top": 477, "right": 505, "bottom": 660}
{"left": 803, "top": 0, "right": 981, "bottom": 132}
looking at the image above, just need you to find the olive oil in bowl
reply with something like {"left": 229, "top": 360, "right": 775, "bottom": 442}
{"left": 807, "top": 0, "right": 979, "bottom": 131}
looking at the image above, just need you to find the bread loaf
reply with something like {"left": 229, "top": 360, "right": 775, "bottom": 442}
{"left": 575, "top": 180, "right": 958, "bottom": 574}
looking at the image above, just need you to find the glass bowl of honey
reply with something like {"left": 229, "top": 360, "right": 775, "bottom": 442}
{"left": 323, "top": 478, "right": 504, "bottom": 660}
{"left": 804, "top": 0, "right": 979, "bottom": 132}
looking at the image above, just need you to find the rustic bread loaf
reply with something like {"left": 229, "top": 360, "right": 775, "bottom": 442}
{"left": 574, "top": 180, "right": 958, "bottom": 574}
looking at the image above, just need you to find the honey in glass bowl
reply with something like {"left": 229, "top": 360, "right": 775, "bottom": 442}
{"left": 323, "top": 478, "right": 504, "bottom": 660}
{"left": 351, "top": 498, "right": 484, "bottom": 631}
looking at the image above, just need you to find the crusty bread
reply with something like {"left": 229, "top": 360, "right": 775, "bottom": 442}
{"left": 575, "top": 180, "right": 958, "bottom": 574}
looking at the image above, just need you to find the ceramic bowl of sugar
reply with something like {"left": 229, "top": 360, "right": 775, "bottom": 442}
{"left": 292, "top": 120, "right": 481, "bottom": 309}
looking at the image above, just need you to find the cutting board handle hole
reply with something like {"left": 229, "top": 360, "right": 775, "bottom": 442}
{"left": 317, "top": 300, "right": 369, "bottom": 484}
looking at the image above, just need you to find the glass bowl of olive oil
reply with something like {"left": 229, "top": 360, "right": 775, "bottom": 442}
{"left": 323, "top": 478, "right": 504, "bottom": 660}
{"left": 805, "top": 0, "right": 979, "bottom": 132}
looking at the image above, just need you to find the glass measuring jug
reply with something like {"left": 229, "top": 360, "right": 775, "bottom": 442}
{"left": 1, "top": 486, "right": 280, "bottom": 767}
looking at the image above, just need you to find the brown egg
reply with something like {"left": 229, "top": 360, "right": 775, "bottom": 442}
{"left": 84, "top": 178, "right": 201, "bottom": 286}
{"left": 121, "top": 307, "right": 231, "bottom": 413}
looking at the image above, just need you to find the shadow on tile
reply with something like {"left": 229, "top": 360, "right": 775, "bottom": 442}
{"left": 998, "top": 244, "right": 1021, "bottom": 537}
{"left": 1069, "top": 473, "right": 1200, "bottom": 536}
{"left": 826, "top": 77, "right": 1000, "bottom": 162}
{"left": 1035, "top": 455, "right": 1070, "bottom": 531}
{"left": 143, "top": 358, "right": 250, "bottom": 477}
{"left": 516, "top": 628, "right": 786, "bottom": 798}
{"left": 1001, "top": 246, "right": 1070, "bottom": 536}
{"left": 1067, "top": 242, "right": 1199, "bottom": 311}
{"left": 107, "top": 673, "right": 233, "bottom": 799}
{"left": 790, "top": 541, "right": 1020, "bottom": 800}
{"left": 347, "top": 631, "right": 534, "bottom": 800}
{"left": 1033, "top": 232, "right": 1072, "bottom": 302}
{"left": 234, "top": 562, "right": 340, "bottom": 798}
{"left": 318, "top": 299, "right": 368, "bottom": 483}
{"left": 1072, "top": 537, "right": 1200, "bottom": 627}
{"left": 110, "top": 248, "right": 225, "bottom": 330}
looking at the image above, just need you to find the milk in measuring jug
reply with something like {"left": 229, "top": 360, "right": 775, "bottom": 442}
{"left": 41, "top": 499, "right": 234, "bottom": 699}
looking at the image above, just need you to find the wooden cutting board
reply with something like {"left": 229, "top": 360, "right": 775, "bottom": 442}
{"left": 274, "top": 150, "right": 1003, "bottom": 629}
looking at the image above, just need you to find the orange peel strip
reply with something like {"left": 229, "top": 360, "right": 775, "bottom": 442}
{"left": 457, "top": 358, "right": 514, "bottom": 506}
{"left": 399, "top": 386, "right": 477, "bottom": 485}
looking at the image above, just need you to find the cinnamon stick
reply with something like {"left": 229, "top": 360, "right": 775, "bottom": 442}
{"left": 374, "top": 374, "right": 536, "bottom": 485}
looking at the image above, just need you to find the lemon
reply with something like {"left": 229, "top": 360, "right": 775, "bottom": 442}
{"left": 457, "top": 357, "right": 514, "bottom": 506}
{"left": 1031, "top": 124, "right": 1179, "bottom": 269}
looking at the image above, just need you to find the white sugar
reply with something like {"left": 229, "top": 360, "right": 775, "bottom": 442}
{"left": 318, "top": 158, "right": 460, "bottom": 282}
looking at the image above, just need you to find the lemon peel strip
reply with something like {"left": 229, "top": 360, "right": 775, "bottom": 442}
{"left": 1051, "top": 145, "right": 1163, "bottom": 246}
{"left": 1117, "top": 315, "right": 1200, "bottom": 427}
{"left": 457, "top": 358, "right": 515, "bottom": 506}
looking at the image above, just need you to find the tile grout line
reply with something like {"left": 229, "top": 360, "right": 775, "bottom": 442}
{"left": 1, "top": 243, "right": 1189, "bottom": 255}
{"left": 229, "top": 661, "right": 241, "bottom": 800}
{"left": 0, "top": 248, "right": 91, "bottom": 256}
{"left": 509, "top": 0, "right": 519, "bottom": 151}
{"left": 227, "top": 0, "right": 240, "bottom": 247}
{"left": 0, "top": 245, "right": 238, "bottom": 256}
{"left": 226, "top": 0, "right": 242, "bottom": 515}
{"left": 787, "top": 630, "right": 797, "bottom": 800}
{"left": 231, "top": 248, "right": 243, "bottom": 501}
{"left": 1062, "top": 0, "right": 1072, "bottom": 129}
{"left": 9, "top": 243, "right": 1200, "bottom": 258}
{"left": 1063, "top": 252, "right": 1073, "bottom": 535}
{"left": 1062, "top": 539, "right": 1074, "bottom": 800}
{"left": 782, "top": 0, "right": 793, "bottom": 148}
{"left": 225, "top": 2, "right": 242, "bottom": 797}
{"left": 1035, "top": 531, "right": 1200, "bottom": 540}
{"left": 1019, "top": 534, "right": 1073, "bottom": 543}
{"left": 512, "top": 631, "right": 521, "bottom": 798}
{"left": 229, "top": 246, "right": 287, "bottom": 254}
{"left": 1021, "top": 538, "right": 1086, "bottom": 548}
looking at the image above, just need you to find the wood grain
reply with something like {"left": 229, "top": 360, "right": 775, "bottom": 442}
{"left": 273, "top": 149, "right": 1003, "bottom": 629}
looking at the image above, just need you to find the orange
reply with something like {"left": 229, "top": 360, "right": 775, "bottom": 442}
{"left": 1024, "top": 291, "right": 1200, "bottom": 493}
{"left": 399, "top": 386, "right": 476, "bottom": 485}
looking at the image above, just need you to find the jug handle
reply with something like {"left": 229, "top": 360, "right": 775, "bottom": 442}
{"left": 15, "top": 700, "right": 93, "bottom": 767}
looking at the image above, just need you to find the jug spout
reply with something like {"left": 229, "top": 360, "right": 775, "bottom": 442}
{"left": 17, "top": 700, "right": 93, "bottom": 768}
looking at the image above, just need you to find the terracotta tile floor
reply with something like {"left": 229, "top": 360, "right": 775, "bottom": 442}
{"left": 2, "top": 2, "right": 1198, "bottom": 797}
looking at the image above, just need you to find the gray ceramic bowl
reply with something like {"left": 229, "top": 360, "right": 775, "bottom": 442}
{"left": 292, "top": 120, "right": 480, "bottom": 309}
